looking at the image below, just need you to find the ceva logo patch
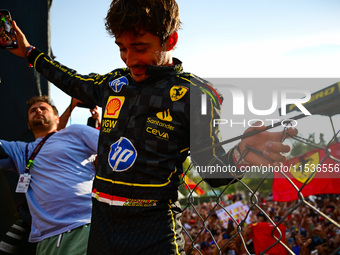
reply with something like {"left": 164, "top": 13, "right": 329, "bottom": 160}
{"left": 109, "top": 76, "right": 128, "bottom": 93}
{"left": 108, "top": 137, "right": 137, "bottom": 172}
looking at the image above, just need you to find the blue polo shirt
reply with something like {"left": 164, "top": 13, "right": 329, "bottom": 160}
{"left": 0, "top": 124, "right": 99, "bottom": 242}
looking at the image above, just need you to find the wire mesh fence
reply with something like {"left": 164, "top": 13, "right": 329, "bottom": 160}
{"left": 181, "top": 122, "right": 340, "bottom": 255}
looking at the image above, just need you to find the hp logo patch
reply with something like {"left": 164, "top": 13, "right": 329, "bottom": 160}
{"left": 109, "top": 76, "right": 128, "bottom": 93}
{"left": 108, "top": 137, "right": 137, "bottom": 172}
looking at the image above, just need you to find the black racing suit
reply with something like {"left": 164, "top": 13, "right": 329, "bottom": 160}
{"left": 27, "top": 49, "right": 243, "bottom": 255}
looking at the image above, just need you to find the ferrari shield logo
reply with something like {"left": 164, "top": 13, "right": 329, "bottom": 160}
{"left": 170, "top": 86, "right": 188, "bottom": 101}
{"left": 289, "top": 152, "right": 319, "bottom": 184}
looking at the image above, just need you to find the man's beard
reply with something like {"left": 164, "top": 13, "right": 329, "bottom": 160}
{"left": 29, "top": 117, "right": 54, "bottom": 131}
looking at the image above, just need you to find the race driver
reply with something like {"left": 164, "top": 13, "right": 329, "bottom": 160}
{"left": 9, "top": 0, "right": 296, "bottom": 254}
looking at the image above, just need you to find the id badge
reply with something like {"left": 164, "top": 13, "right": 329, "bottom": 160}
{"left": 15, "top": 174, "right": 31, "bottom": 193}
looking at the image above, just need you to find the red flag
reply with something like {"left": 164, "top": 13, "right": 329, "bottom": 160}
{"left": 273, "top": 142, "right": 340, "bottom": 202}
{"left": 183, "top": 175, "right": 205, "bottom": 195}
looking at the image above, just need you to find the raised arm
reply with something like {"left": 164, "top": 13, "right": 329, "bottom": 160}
{"left": 8, "top": 21, "right": 104, "bottom": 108}
{"left": 7, "top": 21, "right": 31, "bottom": 58}
{"left": 58, "top": 98, "right": 83, "bottom": 130}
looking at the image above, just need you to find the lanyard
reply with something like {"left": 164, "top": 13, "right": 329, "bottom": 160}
{"left": 25, "top": 132, "right": 56, "bottom": 174}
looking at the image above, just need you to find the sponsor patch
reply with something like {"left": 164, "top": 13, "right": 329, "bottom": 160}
{"left": 156, "top": 109, "right": 173, "bottom": 122}
{"left": 104, "top": 96, "right": 125, "bottom": 119}
{"left": 146, "top": 117, "right": 175, "bottom": 131}
{"left": 92, "top": 189, "right": 158, "bottom": 207}
{"left": 101, "top": 119, "right": 118, "bottom": 133}
{"left": 108, "top": 137, "right": 137, "bottom": 172}
{"left": 109, "top": 76, "right": 128, "bottom": 93}
{"left": 170, "top": 86, "right": 188, "bottom": 101}
{"left": 146, "top": 127, "right": 169, "bottom": 141}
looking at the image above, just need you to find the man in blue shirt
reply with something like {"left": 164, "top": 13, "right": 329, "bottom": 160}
{"left": 0, "top": 96, "right": 99, "bottom": 255}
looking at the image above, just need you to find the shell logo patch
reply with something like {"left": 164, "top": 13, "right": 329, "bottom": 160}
{"left": 289, "top": 152, "right": 319, "bottom": 184}
{"left": 104, "top": 96, "right": 125, "bottom": 119}
{"left": 170, "top": 86, "right": 188, "bottom": 101}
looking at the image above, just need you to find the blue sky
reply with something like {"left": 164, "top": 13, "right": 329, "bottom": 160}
{"left": 49, "top": 0, "right": 340, "bottom": 143}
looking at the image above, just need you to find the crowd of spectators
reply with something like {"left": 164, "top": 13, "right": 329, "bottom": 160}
{"left": 181, "top": 193, "right": 340, "bottom": 255}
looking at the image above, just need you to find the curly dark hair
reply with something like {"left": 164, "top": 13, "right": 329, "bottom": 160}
{"left": 105, "top": 0, "right": 181, "bottom": 44}
{"left": 26, "top": 95, "right": 59, "bottom": 116}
